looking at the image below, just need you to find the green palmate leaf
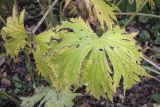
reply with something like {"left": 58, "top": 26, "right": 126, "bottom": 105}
{"left": 50, "top": 18, "right": 149, "bottom": 100}
{"left": 20, "top": 87, "right": 76, "bottom": 107}
{"left": 1, "top": 6, "right": 26, "bottom": 58}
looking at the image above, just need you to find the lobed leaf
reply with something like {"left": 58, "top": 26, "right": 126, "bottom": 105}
{"left": 90, "top": 0, "right": 118, "bottom": 30}
{"left": 32, "top": 29, "right": 64, "bottom": 88}
{"left": 50, "top": 18, "right": 149, "bottom": 100}
{"left": 32, "top": 30, "right": 56, "bottom": 82}
{"left": 20, "top": 87, "right": 76, "bottom": 107}
{"left": 1, "top": 6, "right": 27, "bottom": 58}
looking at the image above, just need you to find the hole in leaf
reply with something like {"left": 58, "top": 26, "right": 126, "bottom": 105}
{"left": 104, "top": 50, "right": 113, "bottom": 75}
{"left": 58, "top": 28, "right": 74, "bottom": 32}
{"left": 80, "top": 50, "right": 92, "bottom": 76}
{"left": 76, "top": 44, "right": 80, "bottom": 48}
{"left": 122, "top": 33, "right": 127, "bottom": 35}
{"left": 99, "top": 48, "right": 103, "bottom": 51}
{"left": 51, "top": 37, "right": 62, "bottom": 43}
{"left": 6, "top": 35, "right": 13, "bottom": 40}
{"left": 122, "top": 39, "right": 130, "bottom": 41}
{"left": 109, "top": 46, "right": 114, "bottom": 50}
{"left": 79, "top": 38, "right": 82, "bottom": 40}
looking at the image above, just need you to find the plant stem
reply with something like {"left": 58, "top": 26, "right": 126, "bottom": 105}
{"left": 60, "top": 0, "right": 65, "bottom": 22}
{"left": 13, "top": 0, "right": 17, "bottom": 6}
{"left": 116, "top": 0, "right": 123, "bottom": 6}
{"left": 122, "top": 0, "right": 149, "bottom": 28}
{"left": 32, "top": 0, "right": 58, "bottom": 35}
{"left": 48, "top": 0, "right": 55, "bottom": 26}
{"left": 48, "top": 0, "right": 51, "bottom": 5}
{"left": 115, "top": 12, "right": 160, "bottom": 19}
{"left": 0, "top": 15, "right": 6, "bottom": 25}
{"left": 0, "top": 91, "right": 20, "bottom": 104}
{"left": 113, "top": 0, "right": 117, "bottom": 5}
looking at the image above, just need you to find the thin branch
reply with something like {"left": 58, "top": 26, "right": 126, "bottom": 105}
{"left": 122, "top": 0, "right": 149, "bottom": 28}
{"left": 116, "top": 0, "right": 124, "bottom": 6}
{"left": 142, "top": 56, "right": 160, "bottom": 71}
{"left": 113, "top": 0, "right": 117, "bottom": 5}
{"left": 13, "top": 0, "right": 18, "bottom": 6}
{"left": 0, "top": 91, "right": 20, "bottom": 104}
{"left": 48, "top": 0, "right": 55, "bottom": 26}
{"left": 32, "top": 0, "right": 58, "bottom": 35}
{"left": 143, "top": 66, "right": 160, "bottom": 75}
{"left": 60, "top": 0, "right": 65, "bottom": 22}
{"left": 115, "top": 12, "right": 160, "bottom": 19}
{"left": 143, "top": 66, "right": 160, "bottom": 83}
{"left": 153, "top": 77, "right": 160, "bottom": 83}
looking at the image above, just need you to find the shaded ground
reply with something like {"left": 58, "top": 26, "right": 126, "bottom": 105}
{"left": 1, "top": 59, "right": 160, "bottom": 107}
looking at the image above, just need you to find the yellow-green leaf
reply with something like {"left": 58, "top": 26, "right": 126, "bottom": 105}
{"left": 20, "top": 87, "right": 76, "bottom": 107}
{"left": 33, "top": 30, "right": 55, "bottom": 82}
{"left": 1, "top": 6, "right": 27, "bottom": 58}
{"left": 50, "top": 18, "right": 149, "bottom": 100}
{"left": 90, "top": 0, "right": 118, "bottom": 30}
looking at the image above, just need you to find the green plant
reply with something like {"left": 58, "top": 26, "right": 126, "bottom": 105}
{"left": 138, "top": 15, "right": 149, "bottom": 23}
{"left": 1, "top": 0, "right": 155, "bottom": 106}
{"left": 152, "top": 94, "right": 160, "bottom": 104}
{"left": 1, "top": 6, "right": 26, "bottom": 58}
{"left": 138, "top": 30, "right": 150, "bottom": 42}
{"left": 20, "top": 87, "right": 76, "bottom": 107}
